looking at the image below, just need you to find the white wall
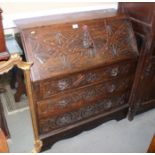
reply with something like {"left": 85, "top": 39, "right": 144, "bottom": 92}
{"left": 0, "top": 2, "right": 118, "bottom": 29}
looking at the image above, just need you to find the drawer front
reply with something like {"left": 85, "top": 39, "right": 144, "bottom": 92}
{"left": 39, "top": 93, "right": 129, "bottom": 134}
{"left": 36, "top": 62, "right": 136, "bottom": 100}
{"left": 37, "top": 77, "right": 132, "bottom": 119}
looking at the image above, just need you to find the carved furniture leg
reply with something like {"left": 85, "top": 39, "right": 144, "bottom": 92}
{"left": 14, "top": 69, "right": 26, "bottom": 102}
{"left": 128, "top": 102, "right": 140, "bottom": 121}
{"left": 127, "top": 107, "right": 135, "bottom": 121}
{"left": 23, "top": 69, "right": 42, "bottom": 153}
{"left": 0, "top": 93, "right": 10, "bottom": 138}
{"left": 9, "top": 68, "right": 16, "bottom": 89}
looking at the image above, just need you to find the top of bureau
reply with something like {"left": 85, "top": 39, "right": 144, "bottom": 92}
{"left": 15, "top": 9, "right": 138, "bottom": 82}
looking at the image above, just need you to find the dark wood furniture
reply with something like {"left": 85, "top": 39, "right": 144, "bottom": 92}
{"left": 0, "top": 8, "right": 10, "bottom": 138}
{"left": 14, "top": 68, "right": 26, "bottom": 102}
{"left": 14, "top": 34, "right": 26, "bottom": 102}
{"left": 0, "top": 128, "right": 9, "bottom": 153}
{"left": 1, "top": 15, "right": 22, "bottom": 103}
{"left": 118, "top": 2, "right": 155, "bottom": 120}
{"left": 15, "top": 10, "right": 138, "bottom": 151}
{"left": 0, "top": 8, "right": 9, "bottom": 60}
{"left": 0, "top": 88, "right": 10, "bottom": 138}
{"left": 6, "top": 34, "right": 26, "bottom": 102}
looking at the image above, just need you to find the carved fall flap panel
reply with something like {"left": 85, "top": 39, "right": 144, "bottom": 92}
{"left": 21, "top": 15, "right": 138, "bottom": 81}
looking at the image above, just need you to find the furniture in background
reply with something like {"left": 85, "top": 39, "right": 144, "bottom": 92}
{"left": 0, "top": 88, "right": 10, "bottom": 138}
{"left": 118, "top": 3, "right": 155, "bottom": 120}
{"left": 1, "top": 8, "right": 25, "bottom": 103}
{"left": 0, "top": 7, "right": 42, "bottom": 153}
{"left": 0, "top": 128, "right": 9, "bottom": 153}
{"left": 0, "top": 52, "right": 41, "bottom": 153}
{"left": 0, "top": 8, "right": 10, "bottom": 138}
{"left": 15, "top": 10, "right": 138, "bottom": 151}
{"left": 0, "top": 8, "right": 9, "bottom": 60}
{"left": 1, "top": 9, "right": 40, "bottom": 152}
{"left": 5, "top": 34, "right": 25, "bottom": 102}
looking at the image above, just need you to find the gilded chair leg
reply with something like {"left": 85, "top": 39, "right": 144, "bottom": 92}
{"left": 32, "top": 140, "right": 43, "bottom": 153}
{"left": 24, "top": 70, "right": 43, "bottom": 153}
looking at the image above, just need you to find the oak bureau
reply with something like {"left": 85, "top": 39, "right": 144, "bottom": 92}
{"left": 15, "top": 10, "right": 138, "bottom": 151}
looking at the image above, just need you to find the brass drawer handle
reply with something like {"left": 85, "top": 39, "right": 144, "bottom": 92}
{"left": 58, "top": 80, "right": 69, "bottom": 90}
{"left": 107, "top": 84, "right": 116, "bottom": 93}
{"left": 104, "top": 100, "right": 112, "bottom": 109}
{"left": 110, "top": 67, "right": 119, "bottom": 77}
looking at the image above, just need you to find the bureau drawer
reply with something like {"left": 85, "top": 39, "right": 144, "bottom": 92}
{"left": 39, "top": 93, "right": 129, "bottom": 134}
{"left": 37, "top": 77, "right": 132, "bottom": 119}
{"left": 35, "top": 61, "right": 136, "bottom": 100}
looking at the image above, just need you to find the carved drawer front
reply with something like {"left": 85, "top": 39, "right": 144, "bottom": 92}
{"left": 39, "top": 93, "right": 128, "bottom": 134}
{"left": 37, "top": 62, "right": 136, "bottom": 100}
{"left": 37, "top": 77, "right": 132, "bottom": 119}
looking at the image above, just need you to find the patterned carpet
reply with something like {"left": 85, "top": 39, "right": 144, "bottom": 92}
{"left": 0, "top": 74, "right": 28, "bottom": 115}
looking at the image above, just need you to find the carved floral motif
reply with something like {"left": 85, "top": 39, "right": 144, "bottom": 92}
{"left": 40, "top": 63, "right": 134, "bottom": 99}
{"left": 39, "top": 94, "right": 127, "bottom": 134}
{"left": 24, "top": 19, "right": 137, "bottom": 75}
{"left": 38, "top": 78, "right": 130, "bottom": 115}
